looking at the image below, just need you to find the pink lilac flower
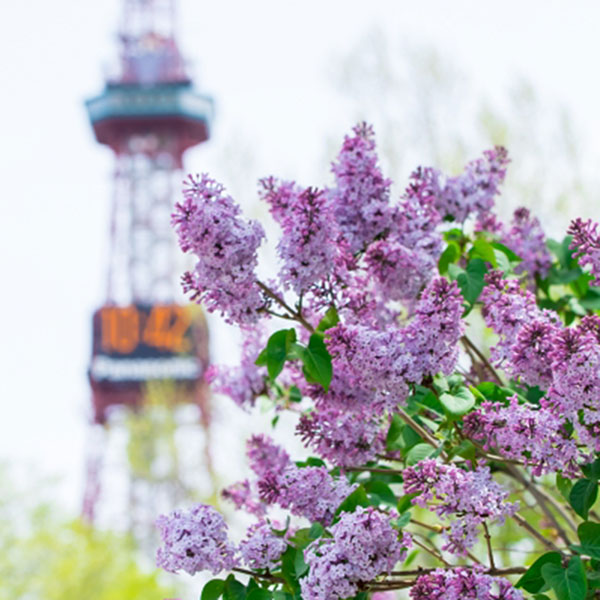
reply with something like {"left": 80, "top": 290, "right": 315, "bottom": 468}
{"left": 480, "top": 271, "right": 547, "bottom": 366}
{"left": 403, "top": 460, "right": 518, "bottom": 555}
{"left": 569, "top": 217, "right": 600, "bottom": 285}
{"left": 260, "top": 178, "right": 337, "bottom": 293}
{"left": 328, "top": 122, "right": 392, "bottom": 253}
{"left": 239, "top": 520, "right": 287, "bottom": 570}
{"left": 156, "top": 504, "right": 237, "bottom": 575}
{"left": 172, "top": 174, "right": 265, "bottom": 324}
{"left": 258, "top": 465, "right": 355, "bottom": 526}
{"left": 246, "top": 434, "right": 291, "bottom": 478}
{"left": 300, "top": 507, "right": 411, "bottom": 600}
{"left": 508, "top": 318, "right": 560, "bottom": 388}
{"left": 410, "top": 568, "right": 523, "bottom": 600}
{"left": 433, "top": 147, "right": 510, "bottom": 223}
{"left": 502, "top": 207, "right": 552, "bottom": 281}
{"left": 463, "top": 396, "right": 579, "bottom": 477}
{"left": 206, "top": 326, "right": 267, "bottom": 409}
{"left": 221, "top": 480, "right": 266, "bottom": 517}
{"left": 296, "top": 406, "right": 384, "bottom": 467}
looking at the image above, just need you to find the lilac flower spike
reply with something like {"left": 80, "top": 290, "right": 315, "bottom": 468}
{"left": 239, "top": 520, "right": 287, "bottom": 570}
{"left": 569, "top": 217, "right": 600, "bottom": 285}
{"left": 172, "top": 174, "right": 266, "bottom": 324}
{"left": 156, "top": 504, "right": 237, "bottom": 575}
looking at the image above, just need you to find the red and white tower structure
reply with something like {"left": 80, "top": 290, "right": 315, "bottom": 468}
{"left": 82, "top": 0, "right": 213, "bottom": 535}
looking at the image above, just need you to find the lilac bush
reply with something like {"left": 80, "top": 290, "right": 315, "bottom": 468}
{"left": 157, "top": 123, "right": 600, "bottom": 599}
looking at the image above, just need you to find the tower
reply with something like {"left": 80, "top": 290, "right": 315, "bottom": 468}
{"left": 82, "top": 0, "right": 214, "bottom": 539}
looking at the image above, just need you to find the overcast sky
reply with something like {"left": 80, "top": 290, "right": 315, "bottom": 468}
{"left": 2, "top": 0, "right": 600, "bottom": 512}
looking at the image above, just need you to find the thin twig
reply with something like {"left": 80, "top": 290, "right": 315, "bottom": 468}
{"left": 483, "top": 522, "right": 495, "bottom": 570}
{"left": 233, "top": 567, "right": 285, "bottom": 583}
{"left": 256, "top": 280, "right": 315, "bottom": 332}
{"left": 512, "top": 513, "right": 561, "bottom": 551}
{"left": 461, "top": 335, "right": 503, "bottom": 384}
{"left": 395, "top": 407, "right": 445, "bottom": 458}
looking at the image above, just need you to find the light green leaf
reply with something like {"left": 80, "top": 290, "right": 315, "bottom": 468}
{"left": 405, "top": 443, "right": 435, "bottom": 466}
{"left": 439, "top": 387, "right": 475, "bottom": 418}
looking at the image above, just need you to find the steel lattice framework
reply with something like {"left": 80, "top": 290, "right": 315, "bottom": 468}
{"left": 82, "top": 0, "right": 214, "bottom": 534}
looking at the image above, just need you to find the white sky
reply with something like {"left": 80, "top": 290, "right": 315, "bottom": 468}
{"left": 2, "top": 0, "right": 600, "bottom": 512}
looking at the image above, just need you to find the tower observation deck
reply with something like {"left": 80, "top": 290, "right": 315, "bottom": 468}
{"left": 82, "top": 0, "right": 214, "bottom": 529}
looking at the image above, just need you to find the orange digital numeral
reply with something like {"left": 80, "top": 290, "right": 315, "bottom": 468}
{"left": 142, "top": 305, "right": 192, "bottom": 353}
{"left": 100, "top": 306, "right": 140, "bottom": 354}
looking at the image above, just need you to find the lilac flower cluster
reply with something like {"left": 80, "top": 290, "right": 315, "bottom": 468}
{"left": 221, "top": 479, "right": 266, "bottom": 517}
{"left": 238, "top": 520, "right": 287, "bottom": 570}
{"left": 410, "top": 568, "right": 523, "bottom": 600}
{"left": 328, "top": 122, "right": 392, "bottom": 254}
{"left": 246, "top": 433, "right": 291, "bottom": 478}
{"left": 206, "top": 326, "right": 267, "bottom": 409}
{"left": 502, "top": 207, "right": 552, "bottom": 281}
{"left": 300, "top": 507, "right": 411, "bottom": 600}
{"left": 569, "top": 217, "right": 600, "bottom": 285}
{"left": 431, "top": 147, "right": 509, "bottom": 223}
{"left": 172, "top": 174, "right": 266, "bottom": 324}
{"left": 403, "top": 460, "right": 518, "bottom": 555}
{"left": 296, "top": 405, "right": 384, "bottom": 468}
{"left": 260, "top": 178, "right": 337, "bottom": 293}
{"left": 156, "top": 504, "right": 237, "bottom": 575}
{"left": 258, "top": 464, "right": 355, "bottom": 526}
{"left": 463, "top": 396, "right": 579, "bottom": 476}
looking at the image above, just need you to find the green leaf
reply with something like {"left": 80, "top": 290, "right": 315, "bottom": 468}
{"left": 397, "top": 493, "right": 417, "bottom": 514}
{"left": 260, "top": 329, "right": 297, "bottom": 381}
{"left": 246, "top": 591, "right": 272, "bottom": 600}
{"left": 308, "top": 522, "right": 324, "bottom": 539}
{"left": 439, "top": 387, "right": 475, "bottom": 419}
{"left": 336, "top": 486, "right": 370, "bottom": 515}
{"left": 582, "top": 458, "right": 600, "bottom": 482}
{"left": 438, "top": 242, "right": 460, "bottom": 274}
{"left": 288, "top": 385, "right": 302, "bottom": 403}
{"left": 395, "top": 511, "right": 412, "bottom": 528}
{"left": 456, "top": 258, "right": 487, "bottom": 305}
{"left": 316, "top": 306, "right": 339, "bottom": 332}
{"left": 405, "top": 443, "right": 435, "bottom": 466}
{"left": 515, "top": 552, "right": 561, "bottom": 593}
{"left": 386, "top": 413, "right": 405, "bottom": 451}
{"left": 470, "top": 239, "right": 498, "bottom": 267}
{"left": 364, "top": 480, "right": 397, "bottom": 507}
{"left": 476, "top": 381, "right": 513, "bottom": 402}
{"left": 571, "top": 522, "right": 600, "bottom": 559}
{"left": 299, "top": 334, "right": 332, "bottom": 391}
{"left": 491, "top": 241, "right": 522, "bottom": 263}
{"left": 294, "top": 546, "right": 309, "bottom": 577}
{"left": 569, "top": 478, "right": 598, "bottom": 520}
{"left": 541, "top": 556, "right": 587, "bottom": 600}
{"left": 223, "top": 576, "right": 246, "bottom": 600}
{"left": 557, "top": 474, "right": 574, "bottom": 502}
{"left": 202, "top": 579, "right": 226, "bottom": 600}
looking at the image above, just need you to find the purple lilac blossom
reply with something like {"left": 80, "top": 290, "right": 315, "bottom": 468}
{"left": 569, "top": 217, "right": 600, "bottom": 285}
{"left": 410, "top": 568, "right": 524, "bottom": 600}
{"left": 221, "top": 480, "right": 266, "bottom": 517}
{"left": 206, "top": 326, "right": 267, "bottom": 409}
{"left": 246, "top": 434, "right": 291, "bottom": 478}
{"left": 238, "top": 520, "right": 287, "bottom": 570}
{"left": 156, "top": 504, "right": 237, "bottom": 575}
{"left": 172, "top": 174, "right": 265, "bottom": 324}
{"left": 433, "top": 147, "right": 510, "bottom": 223}
{"left": 328, "top": 122, "right": 392, "bottom": 253}
{"left": 296, "top": 406, "right": 384, "bottom": 467}
{"left": 502, "top": 207, "right": 552, "bottom": 281}
{"left": 300, "top": 506, "right": 411, "bottom": 600}
{"left": 260, "top": 178, "right": 338, "bottom": 293}
{"left": 403, "top": 460, "right": 518, "bottom": 555}
{"left": 463, "top": 396, "right": 579, "bottom": 477}
{"left": 258, "top": 465, "right": 355, "bottom": 526}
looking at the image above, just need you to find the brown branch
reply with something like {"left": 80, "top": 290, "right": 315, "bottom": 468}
{"left": 461, "top": 335, "right": 503, "bottom": 385}
{"left": 483, "top": 522, "right": 495, "bottom": 570}
{"left": 233, "top": 567, "right": 285, "bottom": 584}
{"left": 395, "top": 407, "right": 446, "bottom": 459}
{"left": 512, "top": 513, "right": 561, "bottom": 551}
{"left": 256, "top": 280, "right": 315, "bottom": 332}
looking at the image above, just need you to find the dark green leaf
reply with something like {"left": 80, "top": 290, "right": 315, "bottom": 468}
{"left": 201, "top": 579, "right": 225, "bottom": 600}
{"left": 439, "top": 387, "right": 475, "bottom": 418}
{"left": 515, "top": 552, "right": 561, "bottom": 593}
{"left": 288, "top": 385, "right": 302, "bottom": 403}
{"left": 300, "top": 334, "right": 332, "bottom": 391}
{"left": 582, "top": 458, "right": 600, "bottom": 482}
{"left": 569, "top": 478, "right": 598, "bottom": 520}
{"left": 294, "top": 546, "right": 309, "bottom": 577}
{"left": 386, "top": 413, "right": 405, "bottom": 451}
{"left": 262, "top": 329, "right": 297, "bottom": 381}
{"left": 336, "top": 486, "right": 370, "bottom": 515}
{"left": 571, "top": 521, "right": 600, "bottom": 559}
{"left": 405, "top": 443, "right": 435, "bottom": 466}
{"left": 246, "top": 590, "right": 272, "bottom": 600}
{"left": 308, "top": 522, "right": 324, "bottom": 539}
{"left": 397, "top": 493, "right": 417, "bottom": 514}
{"left": 223, "top": 576, "right": 246, "bottom": 600}
{"left": 541, "top": 556, "right": 587, "bottom": 600}
{"left": 456, "top": 258, "right": 487, "bottom": 305}
{"left": 364, "top": 480, "right": 397, "bottom": 507}
{"left": 316, "top": 306, "right": 339, "bottom": 332}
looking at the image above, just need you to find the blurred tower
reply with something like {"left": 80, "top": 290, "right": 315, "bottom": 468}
{"left": 82, "top": 0, "right": 214, "bottom": 541}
